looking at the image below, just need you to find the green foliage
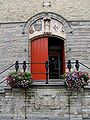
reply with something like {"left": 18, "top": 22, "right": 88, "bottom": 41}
{"left": 6, "top": 71, "right": 32, "bottom": 88}
{"left": 61, "top": 73, "right": 66, "bottom": 79}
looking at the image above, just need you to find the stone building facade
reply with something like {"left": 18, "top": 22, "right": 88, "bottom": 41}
{"left": 0, "top": 0, "right": 90, "bottom": 119}
{"left": 0, "top": 0, "right": 90, "bottom": 75}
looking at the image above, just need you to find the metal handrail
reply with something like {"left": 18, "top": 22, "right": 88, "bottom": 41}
{"left": 0, "top": 64, "right": 15, "bottom": 75}
{"left": 79, "top": 62, "right": 90, "bottom": 70}
{"left": 0, "top": 62, "right": 47, "bottom": 85}
{"left": 0, "top": 61, "right": 89, "bottom": 76}
{"left": 0, "top": 60, "right": 90, "bottom": 85}
{"left": 0, "top": 63, "right": 15, "bottom": 85}
{"left": 0, "top": 79, "right": 6, "bottom": 84}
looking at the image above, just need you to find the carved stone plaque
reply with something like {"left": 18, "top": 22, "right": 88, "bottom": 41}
{"left": 34, "top": 91, "right": 60, "bottom": 110}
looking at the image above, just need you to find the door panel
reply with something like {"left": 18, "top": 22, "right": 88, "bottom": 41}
{"left": 31, "top": 37, "right": 48, "bottom": 80}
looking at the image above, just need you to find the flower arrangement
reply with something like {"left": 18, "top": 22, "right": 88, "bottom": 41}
{"left": 62, "top": 71, "right": 89, "bottom": 90}
{"left": 6, "top": 72, "right": 32, "bottom": 88}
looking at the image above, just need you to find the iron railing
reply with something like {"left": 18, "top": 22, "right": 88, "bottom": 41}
{"left": 79, "top": 62, "right": 90, "bottom": 70}
{"left": 0, "top": 60, "right": 90, "bottom": 85}
{"left": 0, "top": 64, "right": 15, "bottom": 75}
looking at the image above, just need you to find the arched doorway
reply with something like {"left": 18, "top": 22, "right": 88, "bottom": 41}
{"left": 22, "top": 12, "right": 72, "bottom": 80}
{"left": 31, "top": 36, "right": 65, "bottom": 80}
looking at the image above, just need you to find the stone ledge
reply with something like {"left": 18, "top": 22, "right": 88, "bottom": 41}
{"left": 26, "top": 116, "right": 69, "bottom": 120}
{"left": 70, "top": 118, "right": 82, "bottom": 120}
{"left": 0, "top": 89, "right": 5, "bottom": 94}
{"left": 31, "top": 81, "right": 65, "bottom": 89}
{"left": 4, "top": 86, "right": 11, "bottom": 90}
{"left": 0, "top": 80, "right": 90, "bottom": 92}
{"left": 32, "top": 81, "right": 64, "bottom": 86}
{"left": 32, "top": 79, "right": 65, "bottom": 85}
{"left": 84, "top": 86, "right": 90, "bottom": 89}
{"left": 83, "top": 118, "right": 90, "bottom": 120}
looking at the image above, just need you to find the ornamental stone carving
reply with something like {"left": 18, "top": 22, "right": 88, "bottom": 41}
{"left": 29, "top": 17, "right": 66, "bottom": 39}
{"left": 34, "top": 90, "right": 60, "bottom": 110}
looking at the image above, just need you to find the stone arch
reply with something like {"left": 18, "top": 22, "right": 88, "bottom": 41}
{"left": 22, "top": 12, "right": 72, "bottom": 35}
{"left": 22, "top": 12, "right": 73, "bottom": 77}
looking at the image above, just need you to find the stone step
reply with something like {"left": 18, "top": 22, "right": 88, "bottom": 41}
{"left": 32, "top": 79, "right": 64, "bottom": 86}
{"left": 26, "top": 117, "right": 69, "bottom": 120}
{"left": 0, "top": 88, "right": 5, "bottom": 94}
{"left": 0, "top": 116, "right": 69, "bottom": 120}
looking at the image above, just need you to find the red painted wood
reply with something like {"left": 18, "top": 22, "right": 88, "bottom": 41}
{"left": 31, "top": 37, "right": 48, "bottom": 80}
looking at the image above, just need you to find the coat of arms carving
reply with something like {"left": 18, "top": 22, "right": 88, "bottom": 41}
{"left": 34, "top": 20, "right": 42, "bottom": 32}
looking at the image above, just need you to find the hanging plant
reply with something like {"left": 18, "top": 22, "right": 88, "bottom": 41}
{"left": 62, "top": 71, "right": 89, "bottom": 90}
{"left": 6, "top": 72, "right": 32, "bottom": 88}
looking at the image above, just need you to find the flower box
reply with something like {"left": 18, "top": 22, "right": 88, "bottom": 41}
{"left": 6, "top": 72, "right": 32, "bottom": 88}
{"left": 62, "top": 71, "right": 89, "bottom": 90}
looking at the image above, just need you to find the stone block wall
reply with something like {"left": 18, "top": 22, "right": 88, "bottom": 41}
{"left": 66, "top": 21, "right": 90, "bottom": 73}
{"left": 0, "top": 86, "right": 90, "bottom": 120}
{"left": 0, "top": 23, "right": 29, "bottom": 84}
{"left": 0, "top": 23, "right": 28, "bottom": 68}
{"left": 0, "top": 21, "right": 90, "bottom": 83}
{"left": 0, "top": 0, "right": 90, "bottom": 22}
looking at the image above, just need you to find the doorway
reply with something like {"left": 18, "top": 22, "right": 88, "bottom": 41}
{"left": 31, "top": 36, "right": 65, "bottom": 80}
{"left": 48, "top": 37, "right": 65, "bottom": 79}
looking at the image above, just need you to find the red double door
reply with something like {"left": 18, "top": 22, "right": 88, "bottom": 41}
{"left": 31, "top": 37, "right": 65, "bottom": 80}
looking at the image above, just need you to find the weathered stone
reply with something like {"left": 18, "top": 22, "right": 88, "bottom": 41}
{"left": 0, "top": 86, "right": 89, "bottom": 119}
{"left": 0, "top": 0, "right": 90, "bottom": 22}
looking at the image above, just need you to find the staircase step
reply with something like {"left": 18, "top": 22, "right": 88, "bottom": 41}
{"left": 32, "top": 79, "right": 64, "bottom": 86}
{"left": 0, "top": 88, "right": 5, "bottom": 94}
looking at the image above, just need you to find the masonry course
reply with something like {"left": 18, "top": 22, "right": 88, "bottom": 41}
{"left": 0, "top": 0, "right": 90, "bottom": 22}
